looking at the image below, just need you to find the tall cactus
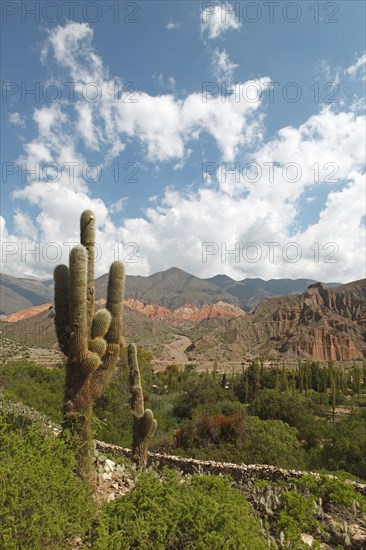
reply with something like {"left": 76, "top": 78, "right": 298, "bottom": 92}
{"left": 128, "top": 343, "right": 157, "bottom": 469}
{"left": 54, "top": 210, "right": 125, "bottom": 479}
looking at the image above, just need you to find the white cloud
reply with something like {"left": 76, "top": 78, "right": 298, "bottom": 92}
{"left": 153, "top": 72, "right": 177, "bottom": 90}
{"left": 13, "top": 209, "right": 38, "bottom": 239}
{"left": 201, "top": 1, "right": 241, "bottom": 39}
{"left": 166, "top": 20, "right": 180, "bottom": 30}
{"left": 110, "top": 197, "right": 128, "bottom": 213}
{"left": 211, "top": 48, "right": 238, "bottom": 83}
{"left": 346, "top": 53, "right": 366, "bottom": 81}
{"left": 38, "top": 22, "right": 266, "bottom": 165}
{"left": 9, "top": 112, "right": 26, "bottom": 128}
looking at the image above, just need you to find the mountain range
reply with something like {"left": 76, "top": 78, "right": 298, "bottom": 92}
{"left": 0, "top": 269, "right": 365, "bottom": 362}
{"left": 0, "top": 267, "right": 341, "bottom": 315}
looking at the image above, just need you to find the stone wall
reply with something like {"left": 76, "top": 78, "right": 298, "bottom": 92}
{"left": 96, "top": 440, "right": 366, "bottom": 497}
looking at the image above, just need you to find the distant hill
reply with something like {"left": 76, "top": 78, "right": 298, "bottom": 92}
{"left": 205, "top": 275, "right": 342, "bottom": 311}
{"left": 0, "top": 274, "right": 53, "bottom": 315}
{"left": 96, "top": 267, "right": 239, "bottom": 311}
{"left": 1, "top": 268, "right": 342, "bottom": 315}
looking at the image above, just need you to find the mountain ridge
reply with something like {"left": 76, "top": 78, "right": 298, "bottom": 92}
{"left": 1, "top": 268, "right": 343, "bottom": 315}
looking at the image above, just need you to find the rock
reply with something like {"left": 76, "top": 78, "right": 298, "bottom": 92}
{"left": 97, "top": 473, "right": 104, "bottom": 485}
{"left": 301, "top": 533, "right": 314, "bottom": 547}
{"left": 348, "top": 521, "right": 366, "bottom": 545}
{"left": 104, "top": 459, "right": 115, "bottom": 473}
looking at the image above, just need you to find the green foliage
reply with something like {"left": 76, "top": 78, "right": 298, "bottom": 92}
{"left": 0, "top": 362, "right": 64, "bottom": 422}
{"left": 240, "top": 416, "right": 306, "bottom": 469}
{"left": 249, "top": 389, "right": 322, "bottom": 448}
{"left": 172, "top": 373, "right": 234, "bottom": 419}
{"left": 294, "top": 474, "right": 366, "bottom": 511}
{"left": 174, "top": 407, "right": 305, "bottom": 470}
{"left": 94, "top": 470, "right": 267, "bottom": 550}
{"left": 0, "top": 412, "right": 95, "bottom": 549}
{"left": 276, "top": 491, "right": 320, "bottom": 547}
{"left": 314, "top": 409, "right": 366, "bottom": 479}
{"left": 2, "top": 359, "right": 366, "bottom": 479}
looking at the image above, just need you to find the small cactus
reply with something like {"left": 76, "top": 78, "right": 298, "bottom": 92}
{"left": 128, "top": 343, "right": 157, "bottom": 469}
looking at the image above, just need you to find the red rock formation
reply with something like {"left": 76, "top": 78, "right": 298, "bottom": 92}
{"left": 123, "top": 299, "right": 173, "bottom": 319}
{"left": 173, "top": 301, "right": 245, "bottom": 322}
{"left": 1, "top": 303, "right": 53, "bottom": 323}
{"left": 189, "top": 280, "right": 366, "bottom": 361}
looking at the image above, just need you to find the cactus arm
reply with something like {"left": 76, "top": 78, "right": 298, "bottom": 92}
{"left": 128, "top": 343, "right": 157, "bottom": 469}
{"left": 80, "top": 210, "right": 95, "bottom": 339}
{"left": 68, "top": 245, "right": 89, "bottom": 361}
{"left": 105, "top": 261, "right": 125, "bottom": 345}
{"left": 128, "top": 343, "right": 144, "bottom": 417}
{"left": 54, "top": 264, "right": 70, "bottom": 355}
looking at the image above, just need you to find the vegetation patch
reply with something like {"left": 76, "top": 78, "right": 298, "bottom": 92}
{"left": 94, "top": 470, "right": 268, "bottom": 550}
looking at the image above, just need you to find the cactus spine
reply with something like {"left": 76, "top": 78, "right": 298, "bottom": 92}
{"left": 54, "top": 210, "right": 125, "bottom": 480}
{"left": 128, "top": 343, "right": 157, "bottom": 469}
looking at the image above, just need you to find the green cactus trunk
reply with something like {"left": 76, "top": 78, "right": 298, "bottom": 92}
{"left": 54, "top": 211, "right": 125, "bottom": 480}
{"left": 128, "top": 343, "right": 157, "bottom": 469}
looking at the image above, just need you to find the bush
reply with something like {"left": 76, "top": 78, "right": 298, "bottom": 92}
{"left": 172, "top": 375, "right": 233, "bottom": 419}
{"left": 240, "top": 416, "right": 306, "bottom": 470}
{"left": 294, "top": 475, "right": 366, "bottom": 511}
{"left": 317, "top": 409, "right": 366, "bottom": 479}
{"left": 0, "top": 362, "right": 64, "bottom": 422}
{"left": 249, "top": 389, "right": 320, "bottom": 447}
{"left": 276, "top": 491, "right": 320, "bottom": 547}
{"left": 0, "top": 412, "right": 95, "bottom": 549}
{"left": 94, "top": 470, "right": 267, "bottom": 550}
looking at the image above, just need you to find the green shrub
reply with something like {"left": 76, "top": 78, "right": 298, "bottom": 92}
{"left": 0, "top": 413, "right": 95, "bottom": 549}
{"left": 294, "top": 474, "right": 366, "bottom": 511}
{"left": 94, "top": 470, "right": 267, "bottom": 549}
{"left": 276, "top": 491, "right": 320, "bottom": 547}
{"left": 240, "top": 416, "right": 306, "bottom": 470}
{"left": 0, "top": 362, "right": 64, "bottom": 422}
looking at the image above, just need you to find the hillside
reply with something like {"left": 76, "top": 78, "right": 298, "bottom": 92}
{"left": 0, "top": 303, "right": 174, "bottom": 353}
{"left": 187, "top": 279, "right": 366, "bottom": 362}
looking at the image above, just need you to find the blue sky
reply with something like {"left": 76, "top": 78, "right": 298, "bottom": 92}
{"left": 1, "top": 1, "right": 365, "bottom": 282}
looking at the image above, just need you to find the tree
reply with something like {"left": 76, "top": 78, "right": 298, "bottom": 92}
{"left": 54, "top": 210, "right": 125, "bottom": 480}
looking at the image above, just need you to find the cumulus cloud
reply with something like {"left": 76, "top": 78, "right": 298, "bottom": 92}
{"left": 1, "top": 21, "right": 365, "bottom": 283}
{"left": 38, "top": 22, "right": 266, "bottom": 165}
